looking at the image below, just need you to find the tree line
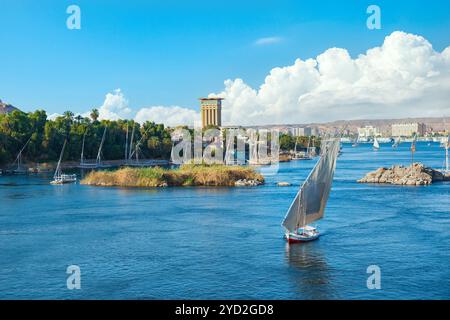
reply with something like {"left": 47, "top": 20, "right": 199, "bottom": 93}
{"left": 0, "top": 109, "right": 174, "bottom": 166}
{"left": 279, "top": 134, "right": 321, "bottom": 151}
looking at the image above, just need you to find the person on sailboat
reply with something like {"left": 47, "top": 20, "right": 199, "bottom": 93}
{"left": 281, "top": 139, "right": 340, "bottom": 243}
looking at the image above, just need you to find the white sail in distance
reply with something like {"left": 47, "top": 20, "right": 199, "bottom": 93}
{"left": 54, "top": 139, "right": 67, "bottom": 179}
{"left": 282, "top": 139, "right": 340, "bottom": 232}
{"left": 373, "top": 137, "right": 380, "bottom": 149}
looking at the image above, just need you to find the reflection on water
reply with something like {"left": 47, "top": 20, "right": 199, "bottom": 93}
{"left": 285, "top": 242, "right": 336, "bottom": 299}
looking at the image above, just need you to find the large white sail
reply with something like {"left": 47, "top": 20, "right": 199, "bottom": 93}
{"left": 373, "top": 137, "right": 380, "bottom": 149}
{"left": 282, "top": 139, "right": 340, "bottom": 232}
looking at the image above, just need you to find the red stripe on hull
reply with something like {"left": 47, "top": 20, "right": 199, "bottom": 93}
{"left": 286, "top": 234, "right": 320, "bottom": 243}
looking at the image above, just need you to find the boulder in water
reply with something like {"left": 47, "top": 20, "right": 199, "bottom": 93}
{"left": 358, "top": 163, "right": 449, "bottom": 186}
{"left": 277, "top": 182, "right": 292, "bottom": 187}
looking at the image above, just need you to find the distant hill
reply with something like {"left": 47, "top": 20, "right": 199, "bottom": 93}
{"left": 245, "top": 116, "right": 450, "bottom": 135}
{"left": 0, "top": 99, "right": 20, "bottom": 114}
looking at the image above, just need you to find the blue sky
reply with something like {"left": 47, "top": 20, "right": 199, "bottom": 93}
{"left": 1, "top": 0, "right": 449, "bottom": 116}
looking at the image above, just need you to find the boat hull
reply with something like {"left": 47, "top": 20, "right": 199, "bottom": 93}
{"left": 51, "top": 181, "right": 76, "bottom": 185}
{"left": 285, "top": 228, "right": 320, "bottom": 243}
{"left": 50, "top": 179, "right": 76, "bottom": 185}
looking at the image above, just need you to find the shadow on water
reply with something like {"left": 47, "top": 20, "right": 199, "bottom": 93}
{"left": 284, "top": 242, "right": 337, "bottom": 299}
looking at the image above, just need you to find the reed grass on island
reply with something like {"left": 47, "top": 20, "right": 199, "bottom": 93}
{"left": 80, "top": 164, "right": 265, "bottom": 187}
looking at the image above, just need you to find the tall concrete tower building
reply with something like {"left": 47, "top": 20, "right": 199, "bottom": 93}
{"left": 200, "top": 98, "right": 223, "bottom": 128}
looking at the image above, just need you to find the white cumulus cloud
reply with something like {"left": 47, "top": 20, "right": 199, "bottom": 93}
{"left": 135, "top": 106, "right": 200, "bottom": 127}
{"left": 90, "top": 89, "right": 132, "bottom": 121}
{"left": 211, "top": 31, "right": 450, "bottom": 125}
{"left": 77, "top": 31, "right": 450, "bottom": 127}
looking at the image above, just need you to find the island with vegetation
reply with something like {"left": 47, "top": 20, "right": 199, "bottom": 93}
{"left": 358, "top": 163, "right": 450, "bottom": 186}
{"left": 81, "top": 164, "right": 264, "bottom": 187}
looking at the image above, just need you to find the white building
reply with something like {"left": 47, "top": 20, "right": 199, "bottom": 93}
{"left": 290, "top": 127, "right": 312, "bottom": 136}
{"left": 357, "top": 126, "right": 380, "bottom": 138}
{"left": 391, "top": 123, "right": 426, "bottom": 137}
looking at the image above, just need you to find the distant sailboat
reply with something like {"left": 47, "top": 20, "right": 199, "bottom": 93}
{"left": 80, "top": 130, "right": 87, "bottom": 165}
{"left": 124, "top": 123, "right": 129, "bottom": 163}
{"left": 440, "top": 136, "right": 448, "bottom": 148}
{"left": 12, "top": 137, "right": 31, "bottom": 174}
{"left": 292, "top": 136, "right": 313, "bottom": 160}
{"left": 410, "top": 134, "right": 417, "bottom": 164}
{"left": 282, "top": 139, "right": 340, "bottom": 243}
{"left": 392, "top": 137, "right": 401, "bottom": 148}
{"left": 96, "top": 127, "right": 107, "bottom": 166}
{"left": 443, "top": 135, "right": 449, "bottom": 173}
{"left": 373, "top": 137, "right": 380, "bottom": 150}
{"left": 51, "top": 140, "right": 77, "bottom": 185}
{"left": 79, "top": 127, "right": 111, "bottom": 168}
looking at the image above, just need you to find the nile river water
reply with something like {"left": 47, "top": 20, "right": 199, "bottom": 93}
{"left": 0, "top": 142, "right": 449, "bottom": 299}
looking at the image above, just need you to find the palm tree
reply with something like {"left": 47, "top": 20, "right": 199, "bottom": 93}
{"left": 63, "top": 111, "right": 74, "bottom": 121}
{"left": 90, "top": 109, "right": 99, "bottom": 122}
{"left": 75, "top": 115, "right": 83, "bottom": 123}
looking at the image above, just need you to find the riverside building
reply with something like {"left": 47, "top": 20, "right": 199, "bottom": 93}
{"left": 391, "top": 123, "right": 426, "bottom": 137}
{"left": 200, "top": 98, "right": 223, "bottom": 129}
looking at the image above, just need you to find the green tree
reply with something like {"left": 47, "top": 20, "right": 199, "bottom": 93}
{"left": 90, "top": 109, "right": 99, "bottom": 122}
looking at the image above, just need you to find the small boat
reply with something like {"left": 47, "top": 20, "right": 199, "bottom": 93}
{"left": 440, "top": 137, "right": 448, "bottom": 148}
{"left": 11, "top": 137, "right": 31, "bottom": 174}
{"left": 50, "top": 173, "right": 77, "bottom": 184}
{"left": 292, "top": 153, "right": 312, "bottom": 161}
{"left": 51, "top": 140, "right": 77, "bottom": 185}
{"left": 282, "top": 139, "right": 340, "bottom": 243}
{"left": 392, "top": 137, "right": 401, "bottom": 148}
{"left": 79, "top": 127, "right": 111, "bottom": 169}
{"left": 292, "top": 136, "right": 313, "bottom": 160}
{"left": 286, "top": 225, "right": 320, "bottom": 242}
{"left": 245, "top": 132, "right": 272, "bottom": 165}
{"left": 373, "top": 137, "right": 380, "bottom": 150}
{"left": 442, "top": 135, "right": 450, "bottom": 173}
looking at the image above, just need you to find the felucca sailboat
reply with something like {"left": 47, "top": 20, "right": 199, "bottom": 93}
{"left": 79, "top": 127, "right": 111, "bottom": 168}
{"left": 392, "top": 137, "right": 401, "bottom": 148}
{"left": 51, "top": 140, "right": 77, "bottom": 185}
{"left": 373, "top": 137, "right": 380, "bottom": 150}
{"left": 282, "top": 139, "right": 340, "bottom": 243}
{"left": 443, "top": 135, "right": 449, "bottom": 173}
{"left": 292, "top": 136, "right": 313, "bottom": 160}
{"left": 12, "top": 137, "right": 31, "bottom": 174}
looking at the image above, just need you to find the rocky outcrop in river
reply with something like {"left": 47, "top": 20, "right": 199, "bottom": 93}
{"left": 358, "top": 163, "right": 450, "bottom": 186}
{"left": 234, "top": 179, "right": 263, "bottom": 187}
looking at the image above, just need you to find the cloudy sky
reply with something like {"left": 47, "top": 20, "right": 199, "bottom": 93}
{"left": 1, "top": 0, "right": 450, "bottom": 126}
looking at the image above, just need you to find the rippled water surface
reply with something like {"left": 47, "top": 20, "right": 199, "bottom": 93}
{"left": 1, "top": 142, "right": 449, "bottom": 299}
